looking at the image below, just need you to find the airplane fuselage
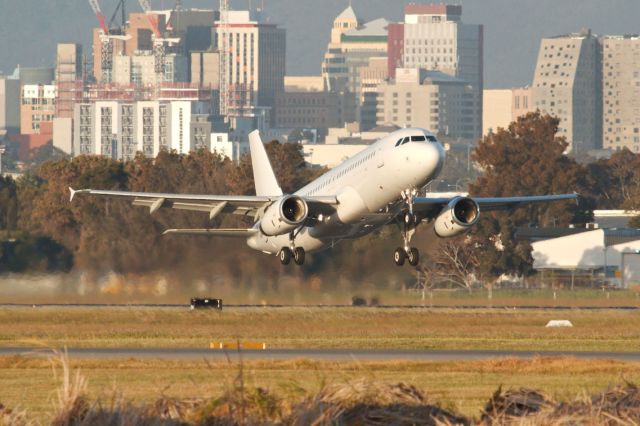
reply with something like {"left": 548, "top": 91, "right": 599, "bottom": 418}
{"left": 247, "top": 128, "right": 445, "bottom": 254}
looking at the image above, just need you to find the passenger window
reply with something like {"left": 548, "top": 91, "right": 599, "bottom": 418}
{"left": 411, "top": 135, "right": 426, "bottom": 142}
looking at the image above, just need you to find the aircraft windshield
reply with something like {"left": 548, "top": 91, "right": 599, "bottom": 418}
{"left": 395, "top": 134, "right": 439, "bottom": 147}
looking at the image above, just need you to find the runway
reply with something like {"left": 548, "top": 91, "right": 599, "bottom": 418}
{"left": 3, "top": 347, "right": 640, "bottom": 362}
{"left": 1, "top": 303, "right": 640, "bottom": 310}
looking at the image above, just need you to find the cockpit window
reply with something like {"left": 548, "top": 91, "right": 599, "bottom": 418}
{"left": 401, "top": 137, "right": 410, "bottom": 145}
{"left": 395, "top": 138, "right": 403, "bottom": 147}
{"left": 411, "top": 135, "right": 426, "bottom": 142}
{"left": 426, "top": 135, "right": 438, "bottom": 142}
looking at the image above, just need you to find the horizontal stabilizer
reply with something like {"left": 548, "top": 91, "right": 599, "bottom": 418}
{"left": 162, "top": 228, "right": 258, "bottom": 237}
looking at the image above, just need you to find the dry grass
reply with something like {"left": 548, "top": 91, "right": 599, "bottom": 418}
{"left": 2, "top": 355, "right": 640, "bottom": 424}
{"left": 2, "top": 353, "right": 640, "bottom": 425}
{"left": 1, "top": 307, "right": 640, "bottom": 352}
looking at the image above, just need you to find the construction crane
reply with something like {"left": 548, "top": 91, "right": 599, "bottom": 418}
{"left": 88, "top": 0, "right": 130, "bottom": 82}
{"left": 219, "top": 0, "right": 229, "bottom": 118}
{"left": 137, "top": 0, "right": 180, "bottom": 83}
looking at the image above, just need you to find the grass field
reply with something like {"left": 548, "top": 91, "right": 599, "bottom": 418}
{"left": 1, "top": 355, "right": 639, "bottom": 423}
{"left": 1, "top": 307, "right": 640, "bottom": 423}
{"left": 1, "top": 306, "right": 640, "bottom": 351}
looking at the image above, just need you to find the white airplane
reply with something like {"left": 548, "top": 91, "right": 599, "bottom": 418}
{"left": 70, "top": 128, "right": 577, "bottom": 267}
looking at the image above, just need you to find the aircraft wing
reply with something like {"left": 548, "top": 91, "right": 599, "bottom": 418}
{"left": 412, "top": 193, "right": 579, "bottom": 217}
{"left": 69, "top": 188, "right": 338, "bottom": 219}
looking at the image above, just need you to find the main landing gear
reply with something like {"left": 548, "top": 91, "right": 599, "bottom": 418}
{"left": 394, "top": 189, "right": 420, "bottom": 267}
{"left": 279, "top": 230, "right": 306, "bottom": 266}
{"left": 279, "top": 247, "right": 305, "bottom": 266}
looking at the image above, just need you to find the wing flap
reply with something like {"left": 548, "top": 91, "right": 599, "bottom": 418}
{"left": 412, "top": 193, "right": 578, "bottom": 215}
{"left": 474, "top": 193, "right": 579, "bottom": 212}
{"left": 162, "top": 228, "right": 258, "bottom": 237}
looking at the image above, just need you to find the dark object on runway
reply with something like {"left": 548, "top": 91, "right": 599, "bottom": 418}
{"left": 190, "top": 298, "right": 222, "bottom": 310}
{"left": 351, "top": 296, "right": 367, "bottom": 306}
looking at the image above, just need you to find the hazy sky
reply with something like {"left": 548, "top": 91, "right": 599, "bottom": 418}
{"left": 1, "top": 0, "right": 640, "bottom": 88}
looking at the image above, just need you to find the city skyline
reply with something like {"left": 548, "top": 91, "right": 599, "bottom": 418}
{"left": 2, "top": 0, "right": 640, "bottom": 88}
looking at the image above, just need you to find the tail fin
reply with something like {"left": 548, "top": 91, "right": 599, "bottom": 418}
{"left": 248, "top": 130, "right": 283, "bottom": 196}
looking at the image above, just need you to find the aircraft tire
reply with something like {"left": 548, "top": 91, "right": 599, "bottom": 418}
{"left": 293, "top": 247, "right": 306, "bottom": 266}
{"left": 408, "top": 247, "right": 420, "bottom": 266}
{"left": 394, "top": 247, "right": 406, "bottom": 266}
{"left": 279, "top": 248, "right": 292, "bottom": 265}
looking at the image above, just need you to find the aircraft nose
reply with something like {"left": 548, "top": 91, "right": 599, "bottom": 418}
{"left": 420, "top": 141, "right": 445, "bottom": 177}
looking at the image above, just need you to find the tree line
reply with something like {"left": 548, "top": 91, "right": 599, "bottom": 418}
{"left": 2, "top": 112, "right": 640, "bottom": 288}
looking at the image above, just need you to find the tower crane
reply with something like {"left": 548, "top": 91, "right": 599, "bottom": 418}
{"left": 137, "top": 0, "right": 180, "bottom": 83}
{"left": 88, "top": 0, "right": 130, "bottom": 82}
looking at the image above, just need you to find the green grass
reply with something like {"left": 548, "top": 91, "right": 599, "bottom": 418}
{"left": 1, "top": 307, "right": 640, "bottom": 351}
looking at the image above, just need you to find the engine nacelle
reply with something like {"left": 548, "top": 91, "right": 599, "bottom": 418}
{"left": 433, "top": 197, "right": 480, "bottom": 238}
{"left": 259, "top": 195, "right": 308, "bottom": 236}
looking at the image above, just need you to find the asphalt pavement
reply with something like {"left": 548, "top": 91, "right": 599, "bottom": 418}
{"left": 2, "top": 347, "right": 640, "bottom": 362}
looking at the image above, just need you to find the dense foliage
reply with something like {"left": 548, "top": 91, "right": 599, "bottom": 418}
{"left": 2, "top": 116, "right": 640, "bottom": 286}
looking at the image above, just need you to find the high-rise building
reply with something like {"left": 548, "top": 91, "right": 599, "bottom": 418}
{"left": 377, "top": 68, "right": 476, "bottom": 139}
{"left": 359, "top": 57, "right": 389, "bottom": 131}
{"left": 401, "top": 4, "right": 483, "bottom": 140}
{"left": 602, "top": 35, "right": 640, "bottom": 152}
{"left": 55, "top": 43, "right": 83, "bottom": 119}
{"left": 73, "top": 100, "right": 210, "bottom": 159}
{"left": 387, "top": 23, "right": 404, "bottom": 79}
{"left": 214, "top": 10, "right": 285, "bottom": 117}
{"left": 531, "top": 29, "right": 601, "bottom": 152}
{"left": 322, "top": 6, "right": 388, "bottom": 123}
{"left": 0, "top": 77, "right": 20, "bottom": 136}
{"left": 191, "top": 50, "right": 220, "bottom": 89}
{"left": 112, "top": 52, "right": 189, "bottom": 85}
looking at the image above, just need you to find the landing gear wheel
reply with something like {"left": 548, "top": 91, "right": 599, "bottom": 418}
{"left": 407, "top": 247, "right": 420, "bottom": 266}
{"left": 293, "top": 247, "right": 306, "bottom": 266}
{"left": 394, "top": 247, "right": 406, "bottom": 266}
{"left": 279, "top": 248, "right": 292, "bottom": 265}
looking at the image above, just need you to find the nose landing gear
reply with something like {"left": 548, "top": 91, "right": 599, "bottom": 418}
{"left": 394, "top": 189, "right": 421, "bottom": 267}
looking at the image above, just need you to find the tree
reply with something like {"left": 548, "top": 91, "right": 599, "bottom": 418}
{"left": 425, "top": 238, "right": 479, "bottom": 292}
{"left": 468, "top": 112, "right": 593, "bottom": 280}
{"left": 586, "top": 149, "right": 640, "bottom": 210}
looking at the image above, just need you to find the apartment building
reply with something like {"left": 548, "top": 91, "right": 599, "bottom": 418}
{"left": 531, "top": 29, "right": 601, "bottom": 152}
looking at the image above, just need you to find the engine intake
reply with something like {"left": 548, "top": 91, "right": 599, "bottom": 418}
{"left": 259, "top": 195, "right": 309, "bottom": 236}
{"left": 433, "top": 197, "right": 480, "bottom": 238}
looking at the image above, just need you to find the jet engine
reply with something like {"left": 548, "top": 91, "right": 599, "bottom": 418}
{"left": 259, "top": 195, "right": 309, "bottom": 236}
{"left": 433, "top": 197, "right": 480, "bottom": 238}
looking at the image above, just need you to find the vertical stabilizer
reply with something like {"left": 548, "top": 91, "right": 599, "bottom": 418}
{"left": 248, "top": 130, "right": 283, "bottom": 196}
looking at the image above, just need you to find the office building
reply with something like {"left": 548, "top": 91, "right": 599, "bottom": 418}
{"left": 401, "top": 4, "right": 483, "bottom": 139}
{"left": 322, "top": 6, "right": 388, "bottom": 123}
{"left": 215, "top": 10, "right": 286, "bottom": 115}
{"left": 377, "top": 68, "right": 477, "bottom": 139}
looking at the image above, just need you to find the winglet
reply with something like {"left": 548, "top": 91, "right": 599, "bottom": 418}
{"left": 248, "top": 130, "right": 283, "bottom": 197}
{"left": 69, "top": 188, "right": 90, "bottom": 202}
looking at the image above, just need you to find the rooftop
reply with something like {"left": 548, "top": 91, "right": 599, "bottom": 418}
{"left": 343, "top": 18, "right": 389, "bottom": 38}
{"left": 335, "top": 6, "right": 358, "bottom": 22}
